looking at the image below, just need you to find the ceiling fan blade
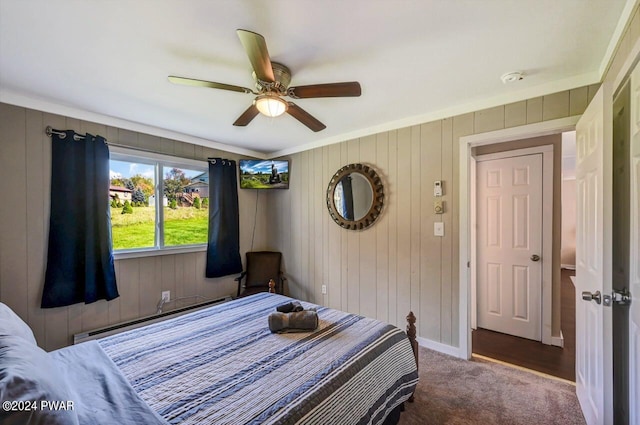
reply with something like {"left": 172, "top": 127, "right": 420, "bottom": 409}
{"left": 287, "top": 82, "right": 361, "bottom": 99}
{"left": 287, "top": 102, "right": 326, "bottom": 132}
{"left": 236, "top": 29, "right": 275, "bottom": 83}
{"left": 233, "top": 104, "right": 260, "bottom": 127}
{"left": 168, "top": 76, "right": 255, "bottom": 94}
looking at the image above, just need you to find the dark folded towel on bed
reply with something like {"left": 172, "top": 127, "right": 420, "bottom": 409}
{"left": 269, "top": 310, "right": 318, "bottom": 333}
{"left": 276, "top": 301, "right": 304, "bottom": 313}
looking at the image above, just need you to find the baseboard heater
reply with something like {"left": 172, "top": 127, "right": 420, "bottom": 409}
{"left": 73, "top": 295, "right": 232, "bottom": 344}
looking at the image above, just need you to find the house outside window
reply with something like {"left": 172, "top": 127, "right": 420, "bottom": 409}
{"left": 109, "top": 147, "right": 208, "bottom": 255}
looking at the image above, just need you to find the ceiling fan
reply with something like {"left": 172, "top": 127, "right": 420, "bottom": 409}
{"left": 168, "top": 29, "right": 361, "bottom": 132}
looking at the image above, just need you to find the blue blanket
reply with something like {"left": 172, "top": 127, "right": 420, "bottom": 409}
{"left": 53, "top": 293, "right": 417, "bottom": 425}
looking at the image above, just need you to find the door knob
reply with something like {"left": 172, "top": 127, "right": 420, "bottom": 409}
{"left": 582, "top": 290, "right": 602, "bottom": 304}
{"left": 530, "top": 254, "right": 540, "bottom": 262}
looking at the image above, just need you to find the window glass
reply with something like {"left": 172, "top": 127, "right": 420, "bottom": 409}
{"left": 109, "top": 159, "right": 156, "bottom": 250}
{"left": 109, "top": 152, "right": 208, "bottom": 252}
{"left": 163, "top": 166, "right": 209, "bottom": 247}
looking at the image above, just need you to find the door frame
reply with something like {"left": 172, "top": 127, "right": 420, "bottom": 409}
{"left": 458, "top": 115, "right": 580, "bottom": 360}
{"left": 471, "top": 145, "right": 554, "bottom": 344}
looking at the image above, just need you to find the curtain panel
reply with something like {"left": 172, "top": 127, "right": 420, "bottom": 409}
{"left": 341, "top": 175, "right": 355, "bottom": 220}
{"left": 206, "top": 158, "right": 242, "bottom": 278}
{"left": 41, "top": 130, "right": 118, "bottom": 308}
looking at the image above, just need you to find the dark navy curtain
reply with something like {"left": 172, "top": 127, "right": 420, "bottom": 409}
{"left": 41, "top": 130, "right": 118, "bottom": 308}
{"left": 341, "top": 176, "right": 355, "bottom": 220}
{"left": 206, "top": 158, "right": 242, "bottom": 278}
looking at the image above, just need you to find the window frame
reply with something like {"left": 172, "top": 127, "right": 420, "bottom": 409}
{"left": 109, "top": 146, "right": 208, "bottom": 260}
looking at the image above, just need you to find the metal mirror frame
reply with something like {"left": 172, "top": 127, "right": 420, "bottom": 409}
{"left": 326, "top": 163, "right": 384, "bottom": 230}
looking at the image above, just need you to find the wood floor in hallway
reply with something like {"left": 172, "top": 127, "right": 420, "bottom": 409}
{"left": 471, "top": 269, "right": 576, "bottom": 382}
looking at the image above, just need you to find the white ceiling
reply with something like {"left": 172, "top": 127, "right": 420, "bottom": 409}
{"left": 0, "top": 0, "right": 632, "bottom": 158}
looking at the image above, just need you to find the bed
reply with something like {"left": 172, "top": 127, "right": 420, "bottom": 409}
{"left": 0, "top": 293, "right": 418, "bottom": 425}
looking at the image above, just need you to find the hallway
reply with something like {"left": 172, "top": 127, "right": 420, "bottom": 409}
{"left": 472, "top": 269, "right": 576, "bottom": 381}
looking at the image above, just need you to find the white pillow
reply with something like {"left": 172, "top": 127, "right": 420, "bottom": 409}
{"left": 0, "top": 302, "right": 37, "bottom": 345}
{"left": 0, "top": 334, "right": 79, "bottom": 425}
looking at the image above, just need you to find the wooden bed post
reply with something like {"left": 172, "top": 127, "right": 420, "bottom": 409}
{"left": 406, "top": 311, "right": 418, "bottom": 402}
{"left": 268, "top": 279, "right": 276, "bottom": 293}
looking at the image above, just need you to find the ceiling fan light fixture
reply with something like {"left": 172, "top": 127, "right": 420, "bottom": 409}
{"left": 255, "top": 94, "right": 288, "bottom": 117}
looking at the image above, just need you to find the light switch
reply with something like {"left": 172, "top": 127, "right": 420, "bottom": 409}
{"left": 434, "top": 222, "right": 444, "bottom": 237}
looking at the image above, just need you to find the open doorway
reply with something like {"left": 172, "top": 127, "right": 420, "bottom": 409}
{"left": 469, "top": 131, "right": 577, "bottom": 382}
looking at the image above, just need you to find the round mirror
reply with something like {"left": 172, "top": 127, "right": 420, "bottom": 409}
{"left": 326, "top": 163, "right": 384, "bottom": 230}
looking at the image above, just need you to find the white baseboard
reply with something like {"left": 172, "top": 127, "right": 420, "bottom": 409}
{"left": 561, "top": 264, "right": 576, "bottom": 270}
{"left": 416, "top": 336, "right": 465, "bottom": 359}
{"left": 551, "top": 331, "right": 564, "bottom": 348}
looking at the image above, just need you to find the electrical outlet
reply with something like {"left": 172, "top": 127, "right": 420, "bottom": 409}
{"left": 161, "top": 291, "right": 170, "bottom": 302}
{"left": 321, "top": 285, "right": 327, "bottom": 295}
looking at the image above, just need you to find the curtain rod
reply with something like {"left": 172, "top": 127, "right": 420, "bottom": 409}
{"left": 45, "top": 126, "right": 86, "bottom": 141}
{"left": 45, "top": 125, "right": 209, "bottom": 159}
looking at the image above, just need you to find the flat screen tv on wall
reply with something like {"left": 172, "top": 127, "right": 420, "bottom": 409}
{"left": 239, "top": 159, "right": 290, "bottom": 189}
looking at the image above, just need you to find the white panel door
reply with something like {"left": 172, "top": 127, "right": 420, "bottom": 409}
{"left": 575, "top": 85, "right": 612, "bottom": 425}
{"left": 476, "top": 154, "right": 543, "bottom": 341}
{"left": 628, "top": 63, "right": 640, "bottom": 425}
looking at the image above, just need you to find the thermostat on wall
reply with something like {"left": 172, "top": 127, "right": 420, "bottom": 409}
{"left": 434, "top": 180, "right": 443, "bottom": 197}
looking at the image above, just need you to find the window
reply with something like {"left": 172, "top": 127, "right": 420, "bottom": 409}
{"left": 109, "top": 148, "right": 208, "bottom": 254}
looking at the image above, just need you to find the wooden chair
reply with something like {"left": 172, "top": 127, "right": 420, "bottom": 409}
{"left": 235, "top": 251, "right": 286, "bottom": 298}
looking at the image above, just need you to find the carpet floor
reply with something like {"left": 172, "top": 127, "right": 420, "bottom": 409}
{"left": 399, "top": 346, "right": 586, "bottom": 425}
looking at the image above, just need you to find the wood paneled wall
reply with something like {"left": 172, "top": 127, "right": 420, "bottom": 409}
{"left": 0, "top": 85, "right": 605, "bottom": 352}
{"left": 272, "top": 84, "right": 599, "bottom": 348}
{"left": 2, "top": 2, "right": 639, "bottom": 354}
{"left": 0, "top": 104, "right": 269, "bottom": 351}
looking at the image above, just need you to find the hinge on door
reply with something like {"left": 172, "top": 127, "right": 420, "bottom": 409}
{"left": 602, "top": 288, "right": 632, "bottom": 307}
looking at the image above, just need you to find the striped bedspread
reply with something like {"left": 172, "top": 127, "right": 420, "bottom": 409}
{"left": 98, "top": 293, "right": 418, "bottom": 425}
